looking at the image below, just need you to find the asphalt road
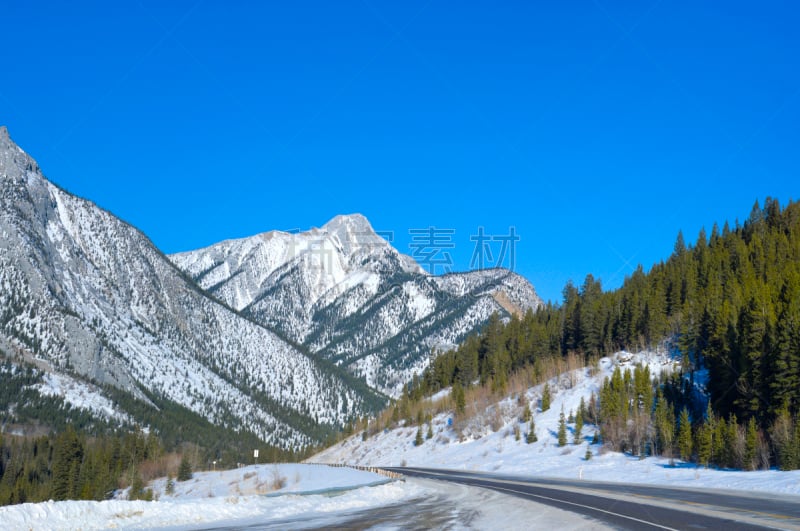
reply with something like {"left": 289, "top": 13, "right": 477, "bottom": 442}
{"left": 384, "top": 467, "right": 800, "bottom": 530}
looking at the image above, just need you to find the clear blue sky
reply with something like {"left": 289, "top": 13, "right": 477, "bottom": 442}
{"left": 2, "top": 1, "right": 798, "bottom": 302}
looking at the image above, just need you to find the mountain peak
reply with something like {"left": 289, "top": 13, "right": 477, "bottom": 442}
{"left": 0, "top": 126, "right": 39, "bottom": 178}
{"left": 0, "top": 125, "right": 16, "bottom": 153}
{"left": 322, "top": 213, "right": 375, "bottom": 236}
{"left": 1, "top": 133, "right": 370, "bottom": 448}
{"left": 318, "top": 213, "right": 389, "bottom": 256}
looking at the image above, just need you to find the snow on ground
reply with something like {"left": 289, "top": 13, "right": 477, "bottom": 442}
{"left": 0, "top": 464, "right": 613, "bottom": 530}
{"left": 131, "top": 463, "right": 391, "bottom": 499}
{"left": 313, "top": 349, "right": 800, "bottom": 497}
{"left": 0, "top": 464, "right": 420, "bottom": 531}
{"left": 427, "top": 385, "right": 452, "bottom": 403}
{"left": 31, "top": 371, "right": 133, "bottom": 425}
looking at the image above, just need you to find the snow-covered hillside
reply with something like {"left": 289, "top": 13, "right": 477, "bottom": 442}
{"left": 31, "top": 370, "right": 133, "bottom": 425}
{"left": 312, "top": 350, "right": 800, "bottom": 496}
{"left": 171, "top": 215, "right": 543, "bottom": 397}
{"left": 0, "top": 127, "right": 377, "bottom": 448}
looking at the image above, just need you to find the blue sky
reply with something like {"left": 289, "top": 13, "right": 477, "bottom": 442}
{"left": 2, "top": 1, "right": 798, "bottom": 302}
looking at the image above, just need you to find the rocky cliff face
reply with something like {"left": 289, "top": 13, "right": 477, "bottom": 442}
{"left": 0, "top": 127, "right": 378, "bottom": 449}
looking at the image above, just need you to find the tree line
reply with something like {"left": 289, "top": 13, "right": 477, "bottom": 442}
{"left": 594, "top": 364, "right": 800, "bottom": 470}
{"left": 415, "top": 197, "right": 800, "bottom": 468}
{"left": 0, "top": 427, "right": 167, "bottom": 505}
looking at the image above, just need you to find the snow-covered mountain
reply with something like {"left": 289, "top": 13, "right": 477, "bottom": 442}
{"left": 0, "top": 127, "right": 379, "bottom": 449}
{"left": 171, "top": 215, "right": 543, "bottom": 397}
{"left": 170, "top": 214, "right": 423, "bottom": 342}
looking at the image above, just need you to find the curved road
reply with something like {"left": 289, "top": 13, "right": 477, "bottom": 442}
{"left": 384, "top": 467, "right": 800, "bottom": 530}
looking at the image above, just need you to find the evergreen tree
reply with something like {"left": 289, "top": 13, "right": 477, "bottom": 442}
{"left": 771, "top": 411, "right": 798, "bottom": 470}
{"left": 654, "top": 388, "right": 675, "bottom": 457}
{"left": 561, "top": 281, "right": 581, "bottom": 353}
{"left": 794, "top": 419, "right": 800, "bottom": 471}
{"left": 725, "top": 414, "right": 741, "bottom": 469}
{"left": 714, "top": 416, "right": 730, "bottom": 468}
{"left": 51, "top": 427, "right": 83, "bottom": 501}
{"left": 526, "top": 419, "right": 538, "bottom": 443}
{"left": 521, "top": 404, "right": 532, "bottom": 423}
{"left": 578, "top": 397, "right": 587, "bottom": 422}
{"left": 678, "top": 408, "right": 693, "bottom": 462}
{"left": 452, "top": 381, "right": 466, "bottom": 415}
{"left": 128, "top": 474, "right": 144, "bottom": 500}
{"left": 770, "top": 277, "right": 800, "bottom": 416}
{"left": 177, "top": 455, "right": 192, "bottom": 482}
{"left": 579, "top": 274, "right": 604, "bottom": 356}
{"left": 541, "top": 384, "right": 551, "bottom": 412}
{"left": 574, "top": 407, "right": 584, "bottom": 444}
{"left": 558, "top": 408, "right": 568, "bottom": 447}
{"left": 426, "top": 424, "right": 433, "bottom": 440}
{"left": 744, "top": 417, "right": 759, "bottom": 470}
{"left": 735, "top": 295, "right": 772, "bottom": 419}
{"left": 696, "top": 404, "right": 714, "bottom": 467}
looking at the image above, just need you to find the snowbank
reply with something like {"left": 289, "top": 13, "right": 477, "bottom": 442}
{"left": 0, "top": 464, "right": 418, "bottom": 530}
{"left": 133, "top": 462, "right": 390, "bottom": 499}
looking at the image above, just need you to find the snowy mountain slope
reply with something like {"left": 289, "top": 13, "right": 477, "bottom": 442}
{"left": 312, "top": 350, "right": 800, "bottom": 497}
{"left": 32, "top": 370, "right": 134, "bottom": 425}
{"left": 170, "top": 214, "right": 424, "bottom": 341}
{"left": 0, "top": 358, "right": 134, "bottom": 436}
{"left": 0, "top": 127, "right": 379, "bottom": 448}
{"left": 171, "top": 216, "right": 543, "bottom": 398}
{"left": 311, "top": 269, "right": 537, "bottom": 396}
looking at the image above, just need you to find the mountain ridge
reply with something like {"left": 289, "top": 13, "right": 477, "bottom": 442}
{"left": 171, "top": 213, "right": 543, "bottom": 397}
{"left": 0, "top": 125, "right": 542, "bottom": 451}
{"left": 0, "top": 128, "right": 382, "bottom": 449}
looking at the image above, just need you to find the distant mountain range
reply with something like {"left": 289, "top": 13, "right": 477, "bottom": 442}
{"left": 0, "top": 126, "right": 541, "bottom": 448}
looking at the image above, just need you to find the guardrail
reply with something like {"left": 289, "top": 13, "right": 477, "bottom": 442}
{"left": 306, "top": 462, "right": 404, "bottom": 480}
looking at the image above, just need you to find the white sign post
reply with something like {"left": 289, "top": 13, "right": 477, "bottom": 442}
{"left": 253, "top": 449, "right": 259, "bottom": 465}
